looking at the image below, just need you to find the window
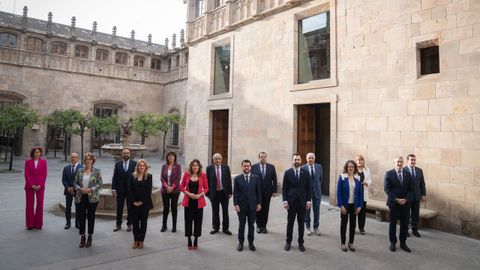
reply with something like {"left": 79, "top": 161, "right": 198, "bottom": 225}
{"left": 115, "top": 52, "right": 128, "bottom": 65}
{"left": 51, "top": 41, "right": 67, "bottom": 55}
{"left": 420, "top": 46, "right": 439, "bottom": 75}
{"left": 185, "top": 52, "right": 189, "bottom": 65}
{"left": 214, "top": 0, "right": 224, "bottom": 8}
{"left": 213, "top": 44, "right": 230, "bottom": 94}
{"left": 26, "top": 37, "right": 43, "bottom": 52}
{"left": 0, "top": 32, "right": 17, "bottom": 48}
{"left": 134, "top": 56, "right": 145, "bottom": 67}
{"left": 298, "top": 12, "right": 330, "bottom": 84}
{"left": 170, "top": 122, "right": 179, "bottom": 146}
{"left": 74, "top": 45, "right": 89, "bottom": 59}
{"left": 96, "top": 49, "right": 109, "bottom": 62}
{"left": 151, "top": 58, "right": 161, "bottom": 70}
{"left": 195, "top": 0, "right": 205, "bottom": 18}
{"left": 92, "top": 104, "right": 120, "bottom": 144}
{"left": 168, "top": 58, "right": 172, "bottom": 70}
{"left": 176, "top": 55, "right": 180, "bottom": 67}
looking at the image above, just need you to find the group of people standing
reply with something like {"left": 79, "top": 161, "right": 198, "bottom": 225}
{"left": 24, "top": 146, "right": 425, "bottom": 253}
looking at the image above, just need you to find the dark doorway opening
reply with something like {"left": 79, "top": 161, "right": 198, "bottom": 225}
{"left": 211, "top": 109, "right": 229, "bottom": 164}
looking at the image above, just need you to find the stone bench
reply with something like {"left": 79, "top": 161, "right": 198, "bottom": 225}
{"left": 366, "top": 199, "right": 438, "bottom": 228}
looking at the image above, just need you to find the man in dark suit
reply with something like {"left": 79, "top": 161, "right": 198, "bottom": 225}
{"left": 206, "top": 153, "right": 233, "bottom": 235}
{"left": 112, "top": 148, "right": 137, "bottom": 232}
{"left": 234, "top": 159, "right": 262, "bottom": 252}
{"left": 303, "top": 152, "right": 323, "bottom": 236}
{"left": 61, "top": 152, "right": 82, "bottom": 229}
{"left": 384, "top": 156, "right": 414, "bottom": 253}
{"left": 282, "top": 153, "right": 312, "bottom": 252}
{"left": 251, "top": 151, "right": 277, "bottom": 234}
{"left": 404, "top": 154, "right": 426, "bottom": 238}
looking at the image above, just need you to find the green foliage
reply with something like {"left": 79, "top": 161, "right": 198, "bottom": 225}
{"left": 156, "top": 114, "right": 186, "bottom": 132}
{"left": 47, "top": 109, "right": 80, "bottom": 134}
{"left": 0, "top": 104, "right": 41, "bottom": 132}
{"left": 91, "top": 115, "right": 119, "bottom": 135}
{"left": 132, "top": 113, "right": 160, "bottom": 144}
{"left": 72, "top": 113, "right": 92, "bottom": 135}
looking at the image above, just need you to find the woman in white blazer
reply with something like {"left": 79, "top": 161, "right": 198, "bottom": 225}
{"left": 356, "top": 155, "right": 372, "bottom": 235}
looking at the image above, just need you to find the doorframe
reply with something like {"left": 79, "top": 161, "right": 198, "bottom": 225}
{"left": 293, "top": 94, "right": 338, "bottom": 205}
{"left": 208, "top": 104, "right": 233, "bottom": 167}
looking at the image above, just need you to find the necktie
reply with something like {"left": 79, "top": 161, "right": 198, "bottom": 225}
{"left": 310, "top": 165, "right": 315, "bottom": 180}
{"left": 411, "top": 167, "right": 416, "bottom": 178}
{"left": 124, "top": 162, "right": 128, "bottom": 172}
{"left": 295, "top": 169, "right": 299, "bottom": 180}
{"left": 245, "top": 175, "right": 249, "bottom": 183}
{"left": 398, "top": 171, "right": 403, "bottom": 184}
{"left": 261, "top": 165, "right": 265, "bottom": 178}
{"left": 216, "top": 166, "right": 221, "bottom": 191}
{"left": 71, "top": 164, "right": 75, "bottom": 174}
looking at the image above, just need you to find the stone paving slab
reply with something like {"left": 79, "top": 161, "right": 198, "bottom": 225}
{"left": 0, "top": 155, "right": 479, "bottom": 270}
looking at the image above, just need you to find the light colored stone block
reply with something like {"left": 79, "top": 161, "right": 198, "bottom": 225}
{"left": 466, "top": 186, "right": 480, "bottom": 204}
{"left": 429, "top": 98, "right": 454, "bottom": 115}
{"left": 438, "top": 182, "right": 466, "bottom": 202}
{"left": 421, "top": 0, "right": 452, "bottom": 10}
{"left": 407, "top": 100, "right": 429, "bottom": 115}
{"left": 388, "top": 116, "right": 413, "bottom": 131}
{"left": 441, "top": 114, "right": 473, "bottom": 131}
{"left": 454, "top": 132, "right": 480, "bottom": 149}
{"left": 461, "top": 150, "right": 480, "bottom": 168}
{"left": 414, "top": 83, "right": 436, "bottom": 99}
{"left": 468, "top": 79, "right": 480, "bottom": 96}
{"left": 454, "top": 96, "right": 480, "bottom": 113}
{"left": 441, "top": 148, "right": 461, "bottom": 166}
{"left": 427, "top": 164, "right": 451, "bottom": 183}
{"left": 365, "top": 117, "right": 388, "bottom": 131}
{"left": 474, "top": 114, "right": 480, "bottom": 132}
{"left": 413, "top": 115, "right": 441, "bottom": 131}
{"left": 414, "top": 147, "right": 442, "bottom": 164}
{"left": 450, "top": 166, "right": 475, "bottom": 185}
{"left": 382, "top": 101, "right": 408, "bottom": 116}
{"left": 459, "top": 37, "right": 480, "bottom": 54}
{"left": 427, "top": 131, "right": 453, "bottom": 148}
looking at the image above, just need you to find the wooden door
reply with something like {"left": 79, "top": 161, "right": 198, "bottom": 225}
{"left": 212, "top": 110, "right": 229, "bottom": 164}
{"left": 297, "top": 105, "right": 316, "bottom": 165}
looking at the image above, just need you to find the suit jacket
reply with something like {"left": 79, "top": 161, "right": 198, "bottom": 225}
{"left": 282, "top": 167, "right": 312, "bottom": 206}
{"left": 384, "top": 169, "right": 414, "bottom": 207}
{"left": 206, "top": 164, "right": 232, "bottom": 199}
{"left": 62, "top": 163, "right": 83, "bottom": 195}
{"left": 74, "top": 167, "right": 103, "bottom": 204}
{"left": 336, "top": 174, "right": 363, "bottom": 209}
{"left": 24, "top": 158, "right": 48, "bottom": 190}
{"left": 112, "top": 159, "right": 137, "bottom": 194}
{"left": 251, "top": 162, "right": 278, "bottom": 197}
{"left": 233, "top": 173, "right": 262, "bottom": 211}
{"left": 128, "top": 173, "right": 153, "bottom": 210}
{"left": 180, "top": 171, "right": 209, "bottom": 208}
{"left": 160, "top": 163, "right": 182, "bottom": 194}
{"left": 403, "top": 166, "right": 426, "bottom": 202}
{"left": 302, "top": 163, "right": 323, "bottom": 200}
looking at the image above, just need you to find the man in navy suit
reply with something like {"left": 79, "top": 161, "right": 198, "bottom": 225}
{"left": 282, "top": 153, "right": 312, "bottom": 252}
{"left": 112, "top": 148, "right": 137, "bottom": 232}
{"left": 234, "top": 160, "right": 262, "bottom": 251}
{"left": 61, "top": 152, "right": 82, "bottom": 229}
{"left": 206, "top": 153, "right": 233, "bottom": 235}
{"left": 303, "top": 153, "right": 323, "bottom": 236}
{"left": 251, "top": 151, "right": 277, "bottom": 234}
{"left": 404, "top": 154, "right": 426, "bottom": 238}
{"left": 384, "top": 156, "right": 414, "bottom": 253}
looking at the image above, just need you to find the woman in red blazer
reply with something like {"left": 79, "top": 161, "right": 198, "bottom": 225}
{"left": 24, "top": 147, "right": 48, "bottom": 230}
{"left": 181, "top": 159, "right": 209, "bottom": 250}
{"left": 160, "top": 151, "right": 182, "bottom": 232}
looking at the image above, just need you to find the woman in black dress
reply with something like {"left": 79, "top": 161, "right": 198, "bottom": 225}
{"left": 128, "top": 159, "right": 153, "bottom": 249}
{"left": 180, "top": 159, "right": 209, "bottom": 250}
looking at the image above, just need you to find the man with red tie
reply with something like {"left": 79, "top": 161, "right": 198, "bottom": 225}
{"left": 206, "top": 153, "right": 233, "bottom": 235}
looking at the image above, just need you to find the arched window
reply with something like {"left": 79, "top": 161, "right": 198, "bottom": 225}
{"left": 51, "top": 41, "right": 67, "bottom": 55}
{"left": 74, "top": 45, "right": 89, "bottom": 59}
{"left": 134, "top": 55, "right": 145, "bottom": 67}
{"left": 0, "top": 92, "right": 24, "bottom": 155}
{"left": 176, "top": 55, "right": 180, "bottom": 67}
{"left": 169, "top": 109, "right": 181, "bottom": 146}
{"left": 0, "top": 32, "right": 17, "bottom": 48}
{"left": 184, "top": 52, "right": 189, "bottom": 65}
{"left": 92, "top": 103, "right": 122, "bottom": 148}
{"left": 115, "top": 52, "right": 128, "bottom": 65}
{"left": 151, "top": 58, "right": 161, "bottom": 70}
{"left": 26, "top": 37, "right": 44, "bottom": 52}
{"left": 96, "top": 49, "right": 109, "bottom": 62}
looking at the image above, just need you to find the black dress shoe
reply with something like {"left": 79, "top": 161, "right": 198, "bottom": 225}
{"left": 284, "top": 243, "right": 291, "bottom": 251}
{"left": 413, "top": 230, "right": 421, "bottom": 237}
{"left": 223, "top": 229, "right": 232, "bottom": 235}
{"left": 210, "top": 229, "right": 219, "bottom": 234}
{"left": 249, "top": 243, "right": 256, "bottom": 251}
{"left": 161, "top": 226, "right": 167, "bottom": 232}
{"left": 126, "top": 225, "right": 132, "bottom": 232}
{"left": 400, "top": 243, "right": 411, "bottom": 253}
{"left": 172, "top": 227, "right": 177, "bottom": 233}
{"left": 64, "top": 223, "right": 71, "bottom": 230}
{"left": 299, "top": 244, "right": 306, "bottom": 252}
{"left": 348, "top": 243, "right": 355, "bottom": 252}
{"left": 390, "top": 244, "right": 396, "bottom": 252}
{"left": 262, "top": 228, "right": 268, "bottom": 234}
{"left": 237, "top": 243, "right": 243, "bottom": 251}
{"left": 27, "top": 227, "right": 34, "bottom": 230}
{"left": 257, "top": 227, "right": 262, "bottom": 233}
{"left": 113, "top": 225, "right": 121, "bottom": 232}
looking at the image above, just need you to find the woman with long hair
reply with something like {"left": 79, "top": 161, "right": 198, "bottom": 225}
{"left": 356, "top": 155, "right": 372, "bottom": 234}
{"left": 160, "top": 151, "right": 181, "bottom": 232}
{"left": 24, "top": 147, "right": 47, "bottom": 230}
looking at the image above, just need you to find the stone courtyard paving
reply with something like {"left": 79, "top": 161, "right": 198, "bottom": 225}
{"left": 0, "top": 154, "right": 479, "bottom": 270}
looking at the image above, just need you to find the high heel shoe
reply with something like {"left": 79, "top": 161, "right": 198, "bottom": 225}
{"left": 79, "top": 235, "right": 86, "bottom": 248}
{"left": 85, "top": 235, "right": 92, "bottom": 248}
{"left": 348, "top": 243, "right": 355, "bottom": 252}
{"left": 132, "top": 241, "right": 138, "bottom": 249}
{"left": 341, "top": 244, "right": 347, "bottom": 252}
{"left": 138, "top": 241, "right": 144, "bottom": 249}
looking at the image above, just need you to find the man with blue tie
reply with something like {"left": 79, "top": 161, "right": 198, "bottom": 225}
{"left": 283, "top": 153, "right": 312, "bottom": 252}
{"left": 62, "top": 152, "right": 82, "bottom": 229}
{"left": 303, "top": 153, "right": 323, "bottom": 236}
{"left": 404, "top": 154, "right": 426, "bottom": 238}
{"left": 112, "top": 148, "right": 137, "bottom": 232}
{"left": 251, "top": 151, "right": 277, "bottom": 234}
{"left": 234, "top": 160, "right": 262, "bottom": 251}
{"left": 206, "top": 153, "right": 233, "bottom": 235}
{"left": 384, "top": 156, "right": 414, "bottom": 252}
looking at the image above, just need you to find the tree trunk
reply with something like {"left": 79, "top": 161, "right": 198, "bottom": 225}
{"left": 162, "top": 131, "right": 167, "bottom": 159}
{"left": 63, "top": 131, "right": 68, "bottom": 162}
{"left": 80, "top": 131, "right": 84, "bottom": 164}
{"left": 8, "top": 129, "right": 18, "bottom": 171}
{"left": 4, "top": 134, "right": 10, "bottom": 163}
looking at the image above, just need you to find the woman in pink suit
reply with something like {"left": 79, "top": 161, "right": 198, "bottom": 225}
{"left": 24, "top": 147, "right": 48, "bottom": 230}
